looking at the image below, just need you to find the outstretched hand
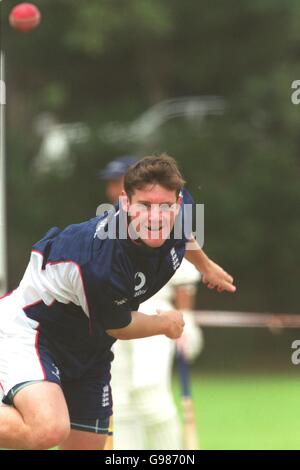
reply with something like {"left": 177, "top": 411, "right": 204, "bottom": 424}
{"left": 201, "top": 260, "right": 236, "bottom": 293}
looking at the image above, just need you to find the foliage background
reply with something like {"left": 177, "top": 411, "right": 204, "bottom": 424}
{"left": 2, "top": 0, "right": 300, "bottom": 370}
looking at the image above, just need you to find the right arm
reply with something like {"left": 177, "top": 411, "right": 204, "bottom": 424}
{"left": 106, "top": 310, "right": 184, "bottom": 340}
{"left": 185, "top": 236, "right": 236, "bottom": 293}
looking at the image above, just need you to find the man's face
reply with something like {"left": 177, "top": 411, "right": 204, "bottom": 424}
{"left": 124, "top": 184, "right": 181, "bottom": 248}
{"left": 105, "top": 177, "right": 124, "bottom": 203}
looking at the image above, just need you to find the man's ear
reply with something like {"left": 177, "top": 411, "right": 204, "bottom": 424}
{"left": 119, "top": 191, "right": 129, "bottom": 212}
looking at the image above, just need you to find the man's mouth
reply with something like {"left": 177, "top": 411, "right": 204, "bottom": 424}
{"left": 146, "top": 225, "right": 163, "bottom": 232}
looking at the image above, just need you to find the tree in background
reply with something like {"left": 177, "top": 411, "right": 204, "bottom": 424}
{"left": 2, "top": 0, "right": 300, "bottom": 314}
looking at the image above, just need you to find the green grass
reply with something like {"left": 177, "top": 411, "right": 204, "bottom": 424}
{"left": 173, "top": 373, "right": 300, "bottom": 450}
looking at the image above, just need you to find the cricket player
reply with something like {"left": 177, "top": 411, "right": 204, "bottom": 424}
{"left": 0, "top": 154, "right": 235, "bottom": 450}
{"left": 99, "top": 156, "right": 203, "bottom": 449}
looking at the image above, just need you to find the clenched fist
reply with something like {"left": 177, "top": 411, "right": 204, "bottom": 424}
{"left": 157, "top": 309, "right": 185, "bottom": 339}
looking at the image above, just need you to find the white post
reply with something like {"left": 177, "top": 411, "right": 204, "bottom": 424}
{"left": 0, "top": 49, "right": 7, "bottom": 296}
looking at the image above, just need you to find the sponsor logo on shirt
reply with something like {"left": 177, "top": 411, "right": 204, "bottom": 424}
{"left": 134, "top": 272, "right": 146, "bottom": 290}
{"left": 134, "top": 288, "right": 147, "bottom": 298}
{"left": 134, "top": 272, "right": 147, "bottom": 297}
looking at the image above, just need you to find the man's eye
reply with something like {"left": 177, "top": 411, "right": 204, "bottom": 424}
{"left": 135, "top": 204, "right": 149, "bottom": 212}
{"left": 159, "top": 205, "right": 174, "bottom": 212}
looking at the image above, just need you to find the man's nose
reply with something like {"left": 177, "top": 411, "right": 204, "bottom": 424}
{"left": 149, "top": 205, "right": 161, "bottom": 222}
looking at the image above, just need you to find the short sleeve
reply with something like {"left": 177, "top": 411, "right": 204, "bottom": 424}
{"left": 95, "top": 288, "right": 133, "bottom": 330}
{"left": 81, "top": 270, "right": 133, "bottom": 331}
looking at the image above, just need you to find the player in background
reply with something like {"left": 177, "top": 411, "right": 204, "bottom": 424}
{"left": 99, "top": 156, "right": 202, "bottom": 450}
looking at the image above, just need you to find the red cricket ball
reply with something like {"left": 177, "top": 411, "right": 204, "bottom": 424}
{"left": 9, "top": 3, "right": 41, "bottom": 32}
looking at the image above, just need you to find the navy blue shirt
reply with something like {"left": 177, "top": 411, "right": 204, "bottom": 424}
{"left": 22, "top": 189, "right": 193, "bottom": 378}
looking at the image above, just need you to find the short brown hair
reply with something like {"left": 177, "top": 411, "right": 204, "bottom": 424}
{"left": 124, "top": 153, "right": 185, "bottom": 199}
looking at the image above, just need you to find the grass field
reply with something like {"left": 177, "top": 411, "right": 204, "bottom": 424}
{"left": 173, "top": 373, "right": 300, "bottom": 450}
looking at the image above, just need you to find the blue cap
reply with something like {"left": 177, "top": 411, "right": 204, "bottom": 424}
{"left": 98, "top": 155, "right": 138, "bottom": 180}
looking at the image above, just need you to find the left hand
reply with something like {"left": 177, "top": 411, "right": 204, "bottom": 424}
{"left": 201, "top": 260, "right": 236, "bottom": 293}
